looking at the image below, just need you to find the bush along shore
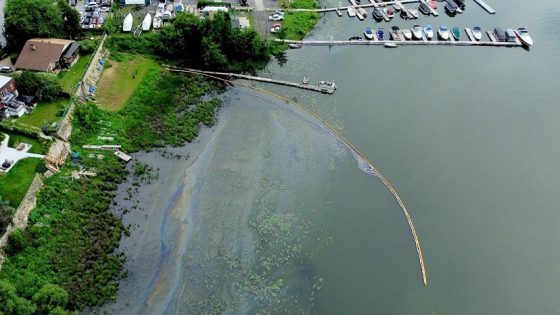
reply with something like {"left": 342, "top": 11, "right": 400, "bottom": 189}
{"left": 0, "top": 6, "right": 320, "bottom": 312}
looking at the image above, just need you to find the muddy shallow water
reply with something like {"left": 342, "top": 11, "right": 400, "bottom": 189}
{"left": 92, "top": 88, "right": 355, "bottom": 314}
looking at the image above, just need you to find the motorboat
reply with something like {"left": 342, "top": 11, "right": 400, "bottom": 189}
{"left": 428, "top": 0, "right": 437, "bottom": 9}
{"left": 348, "top": 36, "right": 362, "bottom": 41}
{"left": 390, "top": 26, "right": 402, "bottom": 40}
{"left": 364, "top": 28, "right": 374, "bottom": 40}
{"left": 347, "top": 7, "right": 357, "bottom": 17}
{"left": 383, "top": 7, "right": 394, "bottom": 19}
{"left": 142, "top": 13, "right": 152, "bottom": 31}
{"left": 472, "top": 26, "right": 482, "bottom": 40}
{"left": 515, "top": 27, "right": 533, "bottom": 46}
{"left": 452, "top": 27, "right": 461, "bottom": 40}
{"left": 402, "top": 28, "right": 413, "bottom": 40}
{"left": 453, "top": 0, "right": 465, "bottom": 10}
{"left": 153, "top": 15, "right": 162, "bottom": 29}
{"left": 156, "top": 3, "right": 165, "bottom": 14}
{"left": 384, "top": 42, "right": 398, "bottom": 48}
{"left": 377, "top": 28, "right": 385, "bottom": 40}
{"left": 302, "top": 76, "right": 309, "bottom": 84}
{"left": 438, "top": 25, "right": 450, "bottom": 40}
{"left": 423, "top": 24, "right": 434, "bottom": 40}
{"left": 412, "top": 25, "right": 423, "bottom": 40}
{"left": 372, "top": 7, "right": 383, "bottom": 21}
{"left": 122, "top": 13, "right": 133, "bottom": 32}
{"left": 418, "top": 2, "right": 431, "bottom": 15}
{"left": 444, "top": 0, "right": 458, "bottom": 14}
{"left": 408, "top": 8, "right": 419, "bottom": 18}
{"left": 288, "top": 43, "right": 302, "bottom": 49}
{"left": 392, "top": 3, "right": 401, "bottom": 11}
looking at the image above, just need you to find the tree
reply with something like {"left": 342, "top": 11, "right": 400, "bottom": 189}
{"left": 3, "top": 0, "right": 64, "bottom": 51}
{"left": 0, "top": 280, "right": 36, "bottom": 315}
{"left": 32, "top": 284, "right": 69, "bottom": 315}
{"left": 12, "top": 71, "right": 64, "bottom": 102}
{"left": 0, "top": 197, "right": 15, "bottom": 233}
{"left": 58, "top": 0, "right": 81, "bottom": 39}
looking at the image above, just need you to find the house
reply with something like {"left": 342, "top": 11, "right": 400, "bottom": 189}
{"left": 14, "top": 38, "right": 80, "bottom": 73}
{"left": 0, "top": 75, "right": 27, "bottom": 118}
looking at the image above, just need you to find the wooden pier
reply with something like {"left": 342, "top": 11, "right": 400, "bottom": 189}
{"left": 166, "top": 67, "right": 337, "bottom": 94}
{"left": 473, "top": 0, "right": 496, "bottom": 14}
{"left": 275, "top": 37, "right": 523, "bottom": 48}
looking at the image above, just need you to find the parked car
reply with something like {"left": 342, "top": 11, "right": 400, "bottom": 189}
{"left": 100, "top": 7, "right": 110, "bottom": 12}
{"left": 268, "top": 13, "right": 284, "bottom": 21}
{"left": 0, "top": 66, "right": 13, "bottom": 73}
{"left": 85, "top": 1, "right": 98, "bottom": 8}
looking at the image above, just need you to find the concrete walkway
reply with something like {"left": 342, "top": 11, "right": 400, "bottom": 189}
{"left": 0, "top": 133, "right": 45, "bottom": 173}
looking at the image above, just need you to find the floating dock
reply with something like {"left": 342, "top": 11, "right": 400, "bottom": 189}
{"left": 166, "top": 67, "right": 337, "bottom": 94}
{"left": 465, "top": 27, "right": 476, "bottom": 42}
{"left": 276, "top": 37, "right": 523, "bottom": 48}
{"left": 473, "top": 0, "right": 496, "bottom": 14}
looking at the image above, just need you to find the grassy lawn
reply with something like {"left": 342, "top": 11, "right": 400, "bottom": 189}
{"left": 96, "top": 55, "right": 159, "bottom": 111}
{"left": 6, "top": 132, "right": 46, "bottom": 154}
{"left": 15, "top": 98, "right": 66, "bottom": 129}
{"left": 277, "top": 0, "right": 319, "bottom": 40}
{"left": 58, "top": 54, "right": 92, "bottom": 94}
{"left": 0, "top": 158, "right": 40, "bottom": 208}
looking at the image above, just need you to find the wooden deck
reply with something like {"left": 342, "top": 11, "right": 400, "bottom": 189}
{"left": 166, "top": 67, "right": 337, "bottom": 94}
{"left": 473, "top": 0, "right": 496, "bottom": 14}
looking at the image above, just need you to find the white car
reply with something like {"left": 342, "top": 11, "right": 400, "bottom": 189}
{"left": 0, "top": 66, "right": 13, "bottom": 73}
{"left": 85, "top": 1, "right": 98, "bottom": 8}
{"left": 100, "top": 7, "right": 110, "bottom": 12}
{"left": 268, "top": 13, "right": 284, "bottom": 21}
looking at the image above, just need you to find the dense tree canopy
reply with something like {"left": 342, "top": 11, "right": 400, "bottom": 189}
{"left": 3, "top": 0, "right": 81, "bottom": 51}
{"left": 160, "top": 12, "right": 271, "bottom": 72}
{"left": 12, "top": 71, "right": 65, "bottom": 102}
{"left": 0, "top": 197, "right": 15, "bottom": 233}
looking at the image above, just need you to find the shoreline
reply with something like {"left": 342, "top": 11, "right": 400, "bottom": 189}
{"left": 92, "top": 86, "right": 345, "bottom": 314}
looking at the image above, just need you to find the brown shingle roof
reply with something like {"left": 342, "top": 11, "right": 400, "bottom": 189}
{"left": 14, "top": 38, "right": 74, "bottom": 72}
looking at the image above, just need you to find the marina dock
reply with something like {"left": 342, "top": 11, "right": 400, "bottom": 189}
{"left": 166, "top": 67, "right": 337, "bottom": 94}
{"left": 276, "top": 36, "right": 523, "bottom": 48}
{"left": 473, "top": 0, "right": 496, "bottom": 14}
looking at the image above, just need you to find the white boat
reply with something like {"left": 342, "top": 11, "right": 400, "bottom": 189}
{"left": 423, "top": 24, "right": 434, "bottom": 40}
{"left": 156, "top": 3, "right": 165, "bottom": 14}
{"left": 402, "top": 29, "right": 413, "bottom": 40}
{"left": 472, "top": 26, "right": 482, "bottom": 41}
{"left": 515, "top": 27, "right": 533, "bottom": 46}
{"left": 142, "top": 13, "right": 152, "bottom": 31}
{"left": 153, "top": 15, "right": 162, "bottom": 29}
{"left": 438, "top": 25, "right": 450, "bottom": 40}
{"left": 364, "top": 28, "right": 374, "bottom": 40}
{"left": 384, "top": 42, "right": 398, "bottom": 48}
{"left": 162, "top": 10, "right": 172, "bottom": 20}
{"left": 412, "top": 25, "right": 423, "bottom": 40}
{"left": 122, "top": 13, "right": 133, "bottom": 32}
{"left": 347, "top": 7, "right": 356, "bottom": 17}
{"left": 408, "top": 8, "right": 419, "bottom": 18}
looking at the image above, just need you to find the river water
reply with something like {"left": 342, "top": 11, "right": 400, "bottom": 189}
{"left": 95, "top": 1, "right": 560, "bottom": 314}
